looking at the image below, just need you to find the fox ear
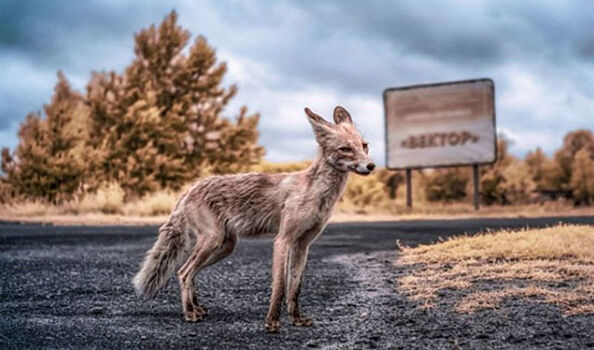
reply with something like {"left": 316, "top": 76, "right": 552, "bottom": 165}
{"left": 333, "top": 106, "right": 352, "bottom": 124}
{"left": 304, "top": 107, "right": 335, "bottom": 144}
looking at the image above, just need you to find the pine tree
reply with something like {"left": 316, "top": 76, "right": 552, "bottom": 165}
{"left": 207, "top": 106, "right": 265, "bottom": 174}
{"left": 1, "top": 72, "right": 86, "bottom": 202}
{"left": 85, "top": 71, "right": 126, "bottom": 190}
{"left": 86, "top": 11, "right": 263, "bottom": 197}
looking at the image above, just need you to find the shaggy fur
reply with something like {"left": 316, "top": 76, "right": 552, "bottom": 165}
{"left": 132, "top": 106, "right": 374, "bottom": 332}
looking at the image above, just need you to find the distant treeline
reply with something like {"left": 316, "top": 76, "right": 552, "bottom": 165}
{"left": 1, "top": 11, "right": 263, "bottom": 203}
{"left": 422, "top": 134, "right": 594, "bottom": 206}
{"left": 340, "top": 134, "right": 594, "bottom": 209}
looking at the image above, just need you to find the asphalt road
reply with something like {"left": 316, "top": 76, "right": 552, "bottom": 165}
{"left": 1, "top": 216, "right": 594, "bottom": 350}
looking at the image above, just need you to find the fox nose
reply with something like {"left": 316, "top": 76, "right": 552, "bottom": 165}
{"left": 366, "top": 163, "right": 376, "bottom": 172}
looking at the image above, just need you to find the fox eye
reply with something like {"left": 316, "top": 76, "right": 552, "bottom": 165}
{"left": 362, "top": 142, "right": 369, "bottom": 153}
{"left": 338, "top": 146, "right": 352, "bottom": 153}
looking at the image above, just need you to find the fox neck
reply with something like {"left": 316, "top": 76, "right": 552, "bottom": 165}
{"left": 305, "top": 151, "right": 349, "bottom": 211}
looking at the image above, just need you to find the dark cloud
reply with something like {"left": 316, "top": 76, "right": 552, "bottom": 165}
{"left": 210, "top": 0, "right": 594, "bottom": 96}
{"left": 1, "top": 1, "right": 159, "bottom": 53}
{"left": 300, "top": 1, "right": 505, "bottom": 66}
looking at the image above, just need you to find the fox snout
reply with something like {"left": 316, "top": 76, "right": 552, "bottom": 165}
{"left": 354, "top": 161, "right": 375, "bottom": 175}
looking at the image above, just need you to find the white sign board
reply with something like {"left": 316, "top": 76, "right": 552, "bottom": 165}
{"left": 384, "top": 79, "right": 496, "bottom": 169}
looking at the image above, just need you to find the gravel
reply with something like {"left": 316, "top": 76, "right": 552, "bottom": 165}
{"left": 1, "top": 216, "right": 593, "bottom": 349}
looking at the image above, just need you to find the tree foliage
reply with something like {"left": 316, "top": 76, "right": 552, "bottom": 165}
{"left": 570, "top": 147, "right": 594, "bottom": 205}
{"left": 479, "top": 137, "right": 535, "bottom": 205}
{"left": 553, "top": 129, "right": 594, "bottom": 191}
{"left": 1, "top": 73, "right": 86, "bottom": 202}
{"left": 86, "top": 11, "right": 263, "bottom": 196}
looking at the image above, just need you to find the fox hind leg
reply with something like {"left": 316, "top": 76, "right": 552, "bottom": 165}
{"left": 202, "top": 232, "right": 238, "bottom": 269}
{"left": 178, "top": 241, "right": 212, "bottom": 322}
{"left": 177, "top": 229, "right": 237, "bottom": 322}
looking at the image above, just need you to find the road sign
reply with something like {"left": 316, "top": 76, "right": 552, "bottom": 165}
{"left": 383, "top": 78, "right": 496, "bottom": 169}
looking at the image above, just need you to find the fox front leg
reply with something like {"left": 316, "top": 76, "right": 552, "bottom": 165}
{"left": 286, "top": 241, "right": 313, "bottom": 327}
{"left": 265, "top": 236, "right": 290, "bottom": 333}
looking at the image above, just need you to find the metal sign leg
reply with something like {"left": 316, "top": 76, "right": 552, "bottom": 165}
{"left": 473, "top": 164, "right": 480, "bottom": 210}
{"left": 406, "top": 168, "right": 412, "bottom": 209}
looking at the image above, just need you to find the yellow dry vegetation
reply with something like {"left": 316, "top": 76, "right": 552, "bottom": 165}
{"left": 1, "top": 162, "right": 592, "bottom": 223}
{"left": 0, "top": 182, "right": 180, "bottom": 218}
{"left": 396, "top": 224, "right": 594, "bottom": 315}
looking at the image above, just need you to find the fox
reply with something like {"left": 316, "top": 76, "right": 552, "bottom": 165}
{"left": 132, "top": 106, "right": 374, "bottom": 333}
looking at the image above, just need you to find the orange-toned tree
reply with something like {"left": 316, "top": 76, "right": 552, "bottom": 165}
{"left": 570, "top": 147, "right": 594, "bottom": 205}
{"left": 1, "top": 72, "right": 87, "bottom": 203}
{"left": 86, "top": 11, "right": 263, "bottom": 197}
{"left": 553, "top": 130, "right": 594, "bottom": 194}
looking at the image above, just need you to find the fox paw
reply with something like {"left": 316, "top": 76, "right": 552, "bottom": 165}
{"left": 194, "top": 305, "right": 208, "bottom": 316}
{"left": 183, "top": 310, "right": 204, "bottom": 322}
{"left": 265, "top": 320, "right": 281, "bottom": 333}
{"left": 292, "top": 316, "right": 313, "bottom": 327}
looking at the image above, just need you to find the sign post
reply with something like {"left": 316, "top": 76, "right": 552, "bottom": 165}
{"left": 405, "top": 168, "right": 412, "bottom": 208}
{"left": 383, "top": 78, "right": 496, "bottom": 210}
{"left": 473, "top": 163, "right": 480, "bottom": 210}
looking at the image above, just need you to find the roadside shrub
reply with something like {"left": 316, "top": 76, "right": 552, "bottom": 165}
{"left": 123, "top": 190, "right": 178, "bottom": 216}
{"left": 480, "top": 168, "right": 507, "bottom": 205}
{"left": 74, "top": 182, "right": 125, "bottom": 214}
{"left": 374, "top": 168, "right": 404, "bottom": 200}
{"left": 0, "top": 180, "right": 14, "bottom": 204}
{"left": 2, "top": 200, "right": 62, "bottom": 217}
{"left": 424, "top": 168, "right": 469, "bottom": 202}
{"left": 342, "top": 173, "right": 392, "bottom": 213}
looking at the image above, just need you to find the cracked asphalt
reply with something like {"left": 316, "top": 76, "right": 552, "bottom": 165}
{"left": 1, "top": 216, "right": 594, "bottom": 350}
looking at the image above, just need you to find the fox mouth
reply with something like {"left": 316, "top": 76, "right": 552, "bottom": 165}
{"left": 353, "top": 168, "right": 371, "bottom": 176}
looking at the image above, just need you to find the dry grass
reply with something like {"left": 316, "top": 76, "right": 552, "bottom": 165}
{"left": 0, "top": 213, "right": 169, "bottom": 226}
{"left": 0, "top": 183, "right": 179, "bottom": 220}
{"left": 1, "top": 194, "right": 591, "bottom": 226}
{"left": 122, "top": 190, "right": 179, "bottom": 216}
{"left": 396, "top": 224, "right": 594, "bottom": 315}
{"left": 74, "top": 182, "right": 125, "bottom": 214}
{"left": 0, "top": 164, "right": 592, "bottom": 225}
{"left": 0, "top": 200, "right": 64, "bottom": 217}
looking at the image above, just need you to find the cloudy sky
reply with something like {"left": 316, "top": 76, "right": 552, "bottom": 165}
{"left": 1, "top": 0, "right": 593, "bottom": 164}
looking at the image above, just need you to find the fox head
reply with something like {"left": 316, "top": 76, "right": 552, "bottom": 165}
{"left": 304, "top": 106, "right": 375, "bottom": 175}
